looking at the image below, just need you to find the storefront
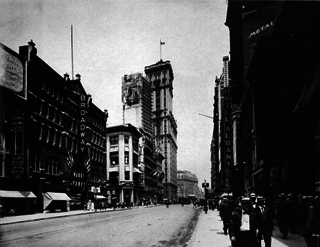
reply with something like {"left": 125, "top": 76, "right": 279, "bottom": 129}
{"left": 42, "top": 192, "right": 71, "bottom": 213}
{"left": 0, "top": 190, "right": 37, "bottom": 215}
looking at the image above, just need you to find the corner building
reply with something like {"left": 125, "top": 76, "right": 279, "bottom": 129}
{"left": 121, "top": 72, "right": 165, "bottom": 204}
{"left": 144, "top": 60, "right": 178, "bottom": 201}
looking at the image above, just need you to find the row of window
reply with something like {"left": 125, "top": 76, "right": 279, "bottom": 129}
{"left": 110, "top": 151, "right": 139, "bottom": 167}
{"left": 41, "top": 82, "right": 64, "bottom": 104}
{"left": 33, "top": 120, "right": 105, "bottom": 163}
{"left": 32, "top": 92, "right": 106, "bottom": 134}
{"left": 32, "top": 153, "right": 60, "bottom": 175}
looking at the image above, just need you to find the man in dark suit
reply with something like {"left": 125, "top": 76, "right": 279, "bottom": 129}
{"left": 256, "top": 196, "right": 274, "bottom": 247}
{"left": 220, "top": 198, "right": 232, "bottom": 235}
{"left": 229, "top": 197, "right": 260, "bottom": 247}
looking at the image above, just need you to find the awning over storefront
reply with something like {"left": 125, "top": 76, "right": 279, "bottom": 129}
{"left": 0, "top": 190, "right": 37, "bottom": 198}
{"left": 43, "top": 192, "right": 71, "bottom": 210}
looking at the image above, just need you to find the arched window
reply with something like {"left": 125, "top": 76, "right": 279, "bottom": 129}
{"left": 45, "top": 155, "right": 61, "bottom": 175}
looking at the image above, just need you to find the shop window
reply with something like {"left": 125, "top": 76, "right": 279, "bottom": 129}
{"left": 109, "top": 172, "right": 119, "bottom": 185}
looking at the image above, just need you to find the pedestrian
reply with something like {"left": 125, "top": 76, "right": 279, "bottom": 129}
{"left": 203, "top": 199, "right": 208, "bottom": 214}
{"left": 250, "top": 193, "right": 257, "bottom": 209}
{"left": 166, "top": 199, "right": 170, "bottom": 208}
{"left": 229, "top": 197, "right": 260, "bottom": 247}
{"left": 276, "top": 193, "right": 290, "bottom": 239}
{"left": 304, "top": 195, "right": 320, "bottom": 247}
{"left": 0, "top": 201, "right": 4, "bottom": 218}
{"left": 193, "top": 200, "right": 197, "bottom": 208}
{"left": 287, "top": 193, "right": 299, "bottom": 234}
{"left": 256, "top": 196, "right": 274, "bottom": 247}
{"left": 220, "top": 198, "right": 232, "bottom": 235}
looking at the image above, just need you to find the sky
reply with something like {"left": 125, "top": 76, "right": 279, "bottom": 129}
{"left": 0, "top": 0, "right": 229, "bottom": 188}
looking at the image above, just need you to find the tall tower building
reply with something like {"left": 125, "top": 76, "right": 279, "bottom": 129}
{"left": 144, "top": 60, "right": 178, "bottom": 200}
{"left": 121, "top": 72, "right": 164, "bottom": 203}
{"left": 121, "top": 72, "right": 152, "bottom": 135}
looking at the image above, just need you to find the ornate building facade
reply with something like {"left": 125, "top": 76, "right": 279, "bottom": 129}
{"left": 0, "top": 41, "right": 108, "bottom": 215}
{"left": 144, "top": 60, "right": 178, "bottom": 200}
{"left": 121, "top": 72, "right": 165, "bottom": 204}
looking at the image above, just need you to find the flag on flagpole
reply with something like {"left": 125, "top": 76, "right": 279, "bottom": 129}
{"left": 160, "top": 40, "right": 165, "bottom": 45}
{"left": 66, "top": 151, "right": 75, "bottom": 168}
{"left": 84, "top": 157, "right": 91, "bottom": 173}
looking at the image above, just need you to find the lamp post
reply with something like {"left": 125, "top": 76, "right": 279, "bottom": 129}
{"left": 202, "top": 180, "right": 209, "bottom": 199}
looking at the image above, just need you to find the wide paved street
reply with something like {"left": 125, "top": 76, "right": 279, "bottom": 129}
{"left": 0, "top": 205, "right": 201, "bottom": 247}
{"left": 0, "top": 204, "right": 307, "bottom": 247}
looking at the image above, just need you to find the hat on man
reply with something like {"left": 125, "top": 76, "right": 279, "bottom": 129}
{"left": 241, "top": 197, "right": 251, "bottom": 204}
{"left": 257, "top": 196, "right": 265, "bottom": 204}
{"left": 249, "top": 193, "right": 256, "bottom": 198}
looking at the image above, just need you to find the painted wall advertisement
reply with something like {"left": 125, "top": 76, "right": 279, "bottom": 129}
{"left": 0, "top": 43, "right": 25, "bottom": 98}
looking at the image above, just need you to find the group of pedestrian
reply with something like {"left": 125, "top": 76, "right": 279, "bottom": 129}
{"left": 213, "top": 193, "right": 273, "bottom": 247}
{"left": 229, "top": 193, "right": 274, "bottom": 247}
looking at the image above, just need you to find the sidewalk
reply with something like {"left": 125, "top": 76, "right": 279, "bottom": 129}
{"left": 0, "top": 205, "right": 154, "bottom": 226}
{"left": 187, "top": 208, "right": 308, "bottom": 247}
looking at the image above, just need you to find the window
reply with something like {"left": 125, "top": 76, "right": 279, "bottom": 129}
{"left": 0, "top": 132, "right": 5, "bottom": 177}
{"left": 156, "top": 90, "right": 161, "bottom": 110}
{"left": 133, "top": 153, "right": 138, "bottom": 167}
{"left": 110, "top": 152, "right": 119, "bottom": 167}
{"left": 132, "top": 138, "right": 138, "bottom": 151}
{"left": 91, "top": 169, "right": 99, "bottom": 182}
{"left": 15, "top": 131, "right": 23, "bottom": 154}
{"left": 46, "top": 155, "right": 60, "bottom": 175}
{"left": 125, "top": 151, "right": 129, "bottom": 165}
{"left": 124, "top": 135, "right": 129, "bottom": 144}
{"left": 156, "top": 122, "right": 161, "bottom": 135}
{"left": 164, "top": 90, "right": 166, "bottom": 108}
{"left": 125, "top": 171, "right": 130, "bottom": 180}
{"left": 110, "top": 136, "right": 119, "bottom": 145}
{"left": 32, "top": 151, "right": 41, "bottom": 172}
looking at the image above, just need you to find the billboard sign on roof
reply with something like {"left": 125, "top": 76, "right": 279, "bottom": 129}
{"left": 0, "top": 43, "right": 24, "bottom": 96}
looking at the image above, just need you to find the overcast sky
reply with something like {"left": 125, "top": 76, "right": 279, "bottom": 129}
{"left": 1, "top": 0, "right": 229, "bottom": 188}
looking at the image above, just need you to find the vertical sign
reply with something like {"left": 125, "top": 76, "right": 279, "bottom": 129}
{"left": 224, "top": 87, "right": 232, "bottom": 169}
{"left": 11, "top": 112, "right": 25, "bottom": 178}
{"left": 80, "top": 94, "right": 90, "bottom": 153}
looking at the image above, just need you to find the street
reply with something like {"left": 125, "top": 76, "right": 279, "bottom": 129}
{"left": 0, "top": 205, "right": 201, "bottom": 247}
{"left": 0, "top": 204, "right": 307, "bottom": 247}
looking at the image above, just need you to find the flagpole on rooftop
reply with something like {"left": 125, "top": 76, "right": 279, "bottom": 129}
{"left": 160, "top": 39, "right": 165, "bottom": 61}
{"left": 71, "top": 25, "right": 74, "bottom": 80}
{"left": 160, "top": 39, "right": 162, "bottom": 61}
